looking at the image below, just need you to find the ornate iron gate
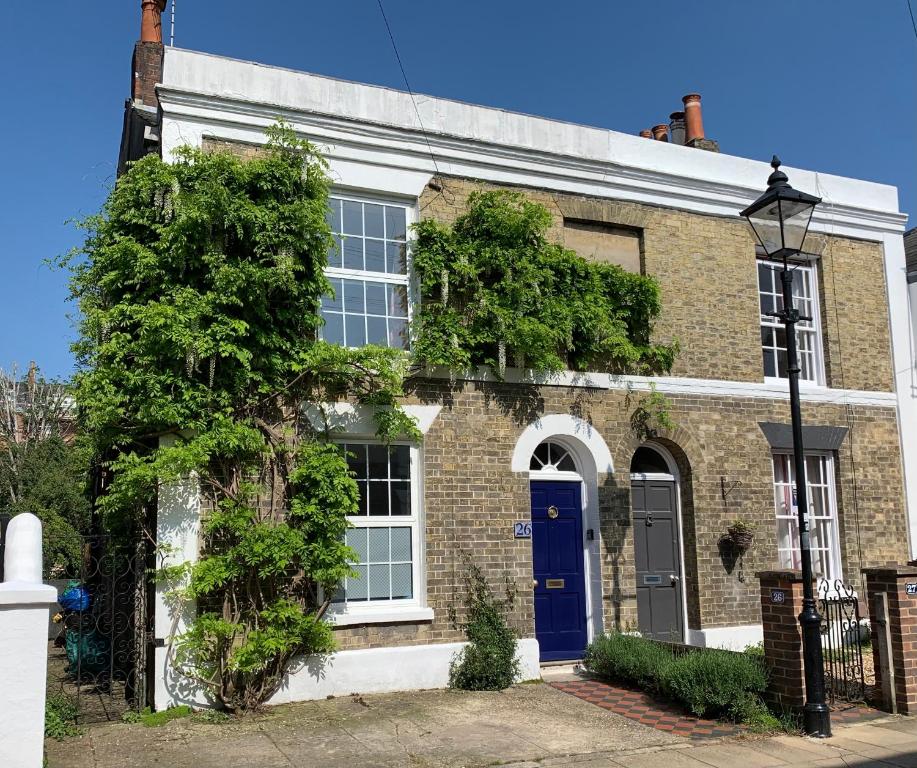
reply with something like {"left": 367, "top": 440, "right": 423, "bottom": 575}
{"left": 48, "top": 536, "right": 149, "bottom": 723}
{"left": 817, "top": 578, "right": 868, "bottom": 704}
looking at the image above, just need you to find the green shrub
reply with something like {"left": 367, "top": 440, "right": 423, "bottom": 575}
{"left": 45, "top": 693, "right": 80, "bottom": 740}
{"left": 584, "top": 632, "right": 675, "bottom": 693}
{"left": 121, "top": 705, "right": 193, "bottom": 727}
{"left": 663, "top": 648, "right": 768, "bottom": 719}
{"left": 449, "top": 561, "right": 519, "bottom": 691}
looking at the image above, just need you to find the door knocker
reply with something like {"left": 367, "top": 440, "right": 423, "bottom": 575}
{"left": 547, "top": 505, "right": 559, "bottom": 519}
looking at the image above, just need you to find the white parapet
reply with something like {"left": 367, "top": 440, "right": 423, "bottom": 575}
{"left": 0, "top": 513, "right": 58, "bottom": 768}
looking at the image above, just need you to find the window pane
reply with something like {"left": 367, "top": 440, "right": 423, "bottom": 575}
{"left": 323, "top": 278, "right": 343, "bottom": 312}
{"left": 368, "top": 564, "right": 390, "bottom": 600}
{"left": 386, "top": 242, "right": 407, "bottom": 274}
{"left": 365, "top": 204, "right": 385, "bottom": 239}
{"left": 390, "top": 527, "right": 411, "bottom": 561}
{"left": 365, "top": 283, "right": 387, "bottom": 315}
{"left": 368, "top": 445, "right": 389, "bottom": 479}
{"left": 344, "top": 314, "right": 366, "bottom": 347}
{"left": 391, "top": 563, "right": 412, "bottom": 599}
{"left": 354, "top": 480, "right": 368, "bottom": 515}
{"left": 365, "top": 239, "right": 386, "bottom": 273}
{"left": 321, "top": 312, "right": 344, "bottom": 346}
{"left": 390, "top": 481, "right": 411, "bottom": 516}
{"left": 346, "top": 528, "right": 368, "bottom": 562}
{"left": 327, "top": 199, "right": 342, "bottom": 233}
{"left": 368, "top": 483, "right": 389, "bottom": 516}
{"left": 776, "top": 348, "right": 788, "bottom": 378}
{"left": 390, "top": 445, "right": 410, "bottom": 479}
{"left": 757, "top": 262, "right": 772, "bottom": 291}
{"left": 367, "top": 315, "right": 388, "bottom": 345}
{"left": 367, "top": 527, "right": 389, "bottom": 563}
{"left": 388, "top": 284, "right": 408, "bottom": 317}
{"left": 556, "top": 453, "right": 576, "bottom": 472}
{"left": 388, "top": 319, "right": 408, "bottom": 350}
{"left": 349, "top": 565, "right": 368, "bottom": 601}
{"left": 342, "top": 200, "right": 363, "bottom": 236}
{"left": 385, "top": 206, "right": 406, "bottom": 240}
{"left": 345, "top": 444, "right": 367, "bottom": 479}
{"left": 342, "top": 280, "right": 364, "bottom": 313}
{"left": 343, "top": 236, "right": 364, "bottom": 270}
{"left": 328, "top": 235, "right": 343, "bottom": 268}
{"left": 760, "top": 293, "right": 774, "bottom": 316}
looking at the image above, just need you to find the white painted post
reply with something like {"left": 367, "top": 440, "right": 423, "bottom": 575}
{"left": 0, "top": 513, "right": 58, "bottom": 768}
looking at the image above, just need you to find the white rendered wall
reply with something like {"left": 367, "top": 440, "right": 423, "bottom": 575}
{"left": 0, "top": 514, "right": 58, "bottom": 768}
{"left": 269, "top": 638, "right": 540, "bottom": 705}
{"left": 153, "top": 435, "right": 207, "bottom": 710}
{"left": 687, "top": 624, "right": 763, "bottom": 652}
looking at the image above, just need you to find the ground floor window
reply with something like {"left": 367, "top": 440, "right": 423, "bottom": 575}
{"left": 772, "top": 452, "right": 841, "bottom": 581}
{"left": 333, "top": 442, "right": 420, "bottom": 605}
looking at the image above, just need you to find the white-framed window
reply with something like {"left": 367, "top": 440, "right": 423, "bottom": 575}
{"left": 320, "top": 195, "right": 411, "bottom": 350}
{"left": 332, "top": 442, "right": 422, "bottom": 608}
{"left": 757, "top": 259, "right": 824, "bottom": 385}
{"left": 772, "top": 452, "right": 842, "bottom": 581}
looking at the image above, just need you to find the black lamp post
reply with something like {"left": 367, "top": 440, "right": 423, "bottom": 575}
{"left": 741, "top": 156, "right": 831, "bottom": 738}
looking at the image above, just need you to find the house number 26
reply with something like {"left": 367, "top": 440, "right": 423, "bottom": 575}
{"left": 514, "top": 522, "right": 532, "bottom": 538}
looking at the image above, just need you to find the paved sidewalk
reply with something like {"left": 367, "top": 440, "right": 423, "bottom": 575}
{"left": 44, "top": 683, "right": 916, "bottom": 768}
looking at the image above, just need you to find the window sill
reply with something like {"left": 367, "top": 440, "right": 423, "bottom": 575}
{"left": 763, "top": 377, "right": 826, "bottom": 390}
{"left": 326, "top": 605, "right": 434, "bottom": 626}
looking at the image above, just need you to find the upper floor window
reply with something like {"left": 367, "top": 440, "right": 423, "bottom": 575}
{"left": 320, "top": 196, "right": 410, "bottom": 350}
{"left": 757, "top": 260, "right": 823, "bottom": 384}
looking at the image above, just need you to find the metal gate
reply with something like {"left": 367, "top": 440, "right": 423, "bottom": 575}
{"left": 817, "top": 578, "right": 868, "bottom": 704}
{"left": 47, "top": 536, "right": 149, "bottom": 723}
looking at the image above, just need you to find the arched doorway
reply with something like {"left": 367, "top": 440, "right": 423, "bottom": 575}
{"left": 630, "top": 444, "right": 686, "bottom": 642}
{"left": 529, "top": 440, "right": 589, "bottom": 661}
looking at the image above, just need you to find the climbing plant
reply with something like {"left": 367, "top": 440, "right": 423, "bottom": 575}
{"left": 65, "top": 124, "right": 417, "bottom": 711}
{"left": 411, "top": 190, "right": 676, "bottom": 377}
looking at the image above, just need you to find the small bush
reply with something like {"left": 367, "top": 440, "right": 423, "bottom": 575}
{"left": 121, "top": 705, "right": 193, "bottom": 727}
{"left": 449, "top": 561, "right": 519, "bottom": 691}
{"left": 584, "top": 632, "right": 675, "bottom": 694}
{"left": 45, "top": 693, "right": 81, "bottom": 740}
{"left": 663, "top": 648, "right": 767, "bottom": 719}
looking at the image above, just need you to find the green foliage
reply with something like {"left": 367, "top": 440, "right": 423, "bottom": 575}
{"left": 411, "top": 190, "right": 676, "bottom": 377}
{"left": 584, "top": 632, "right": 675, "bottom": 693}
{"left": 449, "top": 560, "right": 519, "bottom": 691}
{"left": 2, "top": 435, "right": 92, "bottom": 577}
{"left": 65, "top": 124, "right": 418, "bottom": 711}
{"left": 627, "top": 384, "right": 676, "bottom": 441}
{"left": 45, "top": 693, "right": 81, "bottom": 740}
{"left": 121, "top": 705, "right": 193, "bottom": 727}
{"left": 663, "top": 647, "right": 768, "bottom": 719}
{"left": 584, "top": 633, "right": 771, "bottom": 724}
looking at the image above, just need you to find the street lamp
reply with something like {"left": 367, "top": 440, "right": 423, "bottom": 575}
{"left": 741, "top": 156, "right": 831, "bottom": 738}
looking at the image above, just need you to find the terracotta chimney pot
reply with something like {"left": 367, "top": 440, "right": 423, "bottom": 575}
{"left": 141, "top": 0, "right": 167, "bottom": 43}
{"left": 652, "top": 124, "right": 669, "bottom": 142}
{"left": 682, "top": 93, "right": 705, "bottom": 142}
{"left": 639, "top": 129, "right": 653, "bottom": 139}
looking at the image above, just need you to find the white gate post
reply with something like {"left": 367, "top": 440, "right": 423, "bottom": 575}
{"left": 0, "top": 513, "right": 58, "bottom": 768}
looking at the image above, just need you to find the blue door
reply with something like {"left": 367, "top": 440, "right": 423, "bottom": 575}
{"left": 530, "top": 481, "right": 588, "bottom": 661}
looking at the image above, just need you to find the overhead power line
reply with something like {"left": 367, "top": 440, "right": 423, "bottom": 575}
{"left": 375, "top": 0, "right": 442, "bottom": 177}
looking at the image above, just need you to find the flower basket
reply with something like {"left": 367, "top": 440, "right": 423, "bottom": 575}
{"left": 726, "top": 521, "right": 755, "bottom": 552}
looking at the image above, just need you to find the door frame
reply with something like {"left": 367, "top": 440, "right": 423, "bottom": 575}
{"left": 629, "top": 442, "right": 689, "bottom": 644}
{"left": 528, "top": 438, "right": 602, "bottom": 647}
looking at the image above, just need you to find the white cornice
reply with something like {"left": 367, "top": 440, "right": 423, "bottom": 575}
{"left": 420, "top": 367, "right": 898, "bottom": 409}
{"left": 158, "top": 48, "right": 907, "bottom": 239}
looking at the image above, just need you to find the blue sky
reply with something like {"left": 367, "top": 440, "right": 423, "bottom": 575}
{"left": 1, "top": 1, "right": 914, "bottom": 379}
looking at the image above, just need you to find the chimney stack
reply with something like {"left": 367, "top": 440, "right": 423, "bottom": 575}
{"left": 651, "top": 124, "right": 669, "bottom": 142}
{"left": 133, "top": 1, "right": 167, "bottom": 107}
{"left": 668, "top": 111, "right": 685, "bottom": 145}
{"left": 682, "top": 94, "right": 704, "bottom": 142}
{"left": 681, "top": 94, "right": 719, "bottom": 152}
{"left": 639, "top": 129, "right": 653, "bottom": 139}
{"left": 140, "top": 0, "right": 167, "bottom": 43}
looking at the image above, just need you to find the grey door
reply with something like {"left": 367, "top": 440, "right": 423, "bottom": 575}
{"left": 631, "top": 479, "right": 684, "bottom": 641}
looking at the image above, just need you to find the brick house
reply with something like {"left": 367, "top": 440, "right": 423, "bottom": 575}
{"left": 120, "top": 6, "right": 916, "bottom": 709}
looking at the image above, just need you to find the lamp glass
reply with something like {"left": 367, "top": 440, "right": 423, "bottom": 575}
{"left": 747, "top": 196, "right": 816, "bottom": 257}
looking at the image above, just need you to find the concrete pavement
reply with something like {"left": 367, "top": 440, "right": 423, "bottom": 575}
{"left": 44, "top": 683, "right": 917, "bottom": 768}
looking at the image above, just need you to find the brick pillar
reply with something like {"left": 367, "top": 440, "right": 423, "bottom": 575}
{"left": 757, "top": 570, "right": 807, "bottom": 710}
{"left": 863, "top": 564, "right": 917, "bottom": 714}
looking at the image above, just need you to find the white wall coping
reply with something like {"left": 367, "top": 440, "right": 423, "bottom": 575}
{"left": 326, "top": 605, "right": 434, "bottom": 626}
{"left": 0, "top": 583, "right": 57, "bottom": 605}
{"left": 422, "top": 366, "right": 898, "bottom": 408}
